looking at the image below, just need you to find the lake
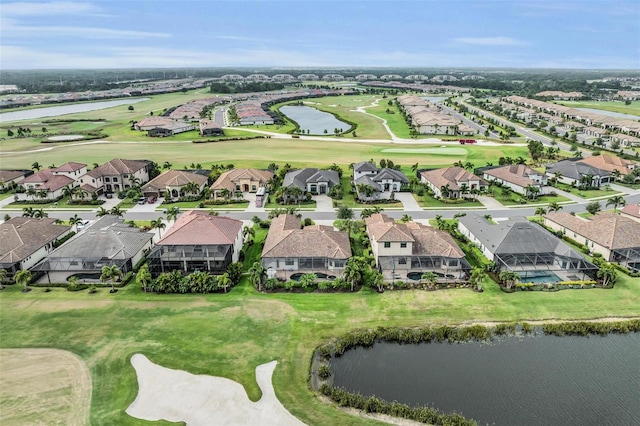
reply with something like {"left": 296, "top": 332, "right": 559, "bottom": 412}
{"left": 0, "top": 98, "right": 150, "bottom": 122}
{"left": 280, "top": 105, "right": 350, "bottom": 135}
{"left": 575, "top": 107, "right": 640, "bottom": 120}
{"left": 330, "top": 333, "right": 640, "bottom": 426}
{"left": 422, "top": 96, "right": 447, "bottom": 104}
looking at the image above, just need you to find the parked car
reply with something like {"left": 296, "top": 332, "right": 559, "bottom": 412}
{"left": 138, "top": 197, "right": 147, "bottom": 205}
{"left": 105, "top": 193, "right": 113, "bottom": 199}
{"left": 76, "top": 220, "right": 90, "bottom": 230}
{"left": 147, "top": 197, "right": 157, "bottom": 204}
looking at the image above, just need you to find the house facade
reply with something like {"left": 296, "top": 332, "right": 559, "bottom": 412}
{"left": 141, "top": 170, "right": 208, "bottom": 201}
{"left": 482, "top": 164, "right": 547, "bottom": 196}
{"left": 210, "top": 168, "right": 274, "bottom": 200}
{"left": 79, "top": 158, "right": 151, "bottom": 194}
{"left": 352, "top": 162, "right": 409, "bottom": 200}
{"left": 0, "top": 218, "right": 72, "bottom": 276}
{"left": 261, "top": 214, "right": 351, "bottom": 281}
{"left": 282, "top": 168, "right": 340, "bottom": 194}
{"left": 420, "top": 167, "right": 487, "bottom": 199}
{"left": 19, "top": 169, "right": 76, "bottom": 200}
{"left": 146, "top": 210, "right": 243, "bottom": 276}
{"left": 365, "top": 214, "right": 468, "bottom": 282}
{"left": 544, "top": 212, "right": 640, "bottom": 272}
{"left": 545, "top": 159, "right": 611, "bottom": 187}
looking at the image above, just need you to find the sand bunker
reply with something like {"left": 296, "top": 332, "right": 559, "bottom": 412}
{"left": 47, "top": 135, "right": 85, "bottom": 141}
{"left": 126, "top": 354, "right": 305, "bottom": 426}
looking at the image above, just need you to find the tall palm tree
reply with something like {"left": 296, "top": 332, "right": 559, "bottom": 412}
{"left": 14, "top": 269, "right": 32, "bottom": 292}
{"left": 22, "top": 207, "right": 35, "bottom": 218}
{"left": 181, "top": 181, "right": 200, "bottom": 197}
{"left": 137, "top": 264, "right": 152, "bottom": 293}
{"left": 547, "top": 202, "right": 563, "bottom": 212}
{"left": 109, "top": 206, "right": 124, "bottom": 217}
{"left": 243, "top": 225, "right": 255, "bottom": 243}
{"left": 151, "top": 218, "right": 166, "bottom": 239}
{"left": 606, "top": 195, "right": 626, "bottom": 212}
{"left": 166, "top": 206, "right": 180, "bottom": 223}
{"left": 96, "top": 207, "right": 108, "bottom": 217}
{"left": 31, "top": 162, "right": 42, "bottom": 171}
{"left": 62, "top": 185, "right": 74, "bottom": 199}
{"left": 25, "top": 187, "right": 36, "bottom": 201}
{"left": 248, "top": 261, "right": 266, "bottom": 291}
{"left": 33, "top": 208, "right": 48, "bottom": 219}
{"left": 535, "top": 207, "right": 547, "bottom": 218}
{"left": 74, "top": 186, "right": 88, "bottom": 201}
{"left": 101, "top": 265, "right": 123, "bottom": 293}
{"left": 343, "top": 258, "right": 364, "bottom": 292}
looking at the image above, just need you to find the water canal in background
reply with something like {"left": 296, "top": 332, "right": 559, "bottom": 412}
{"left": 574, "top": 107, "right": 640, "bottom": 120}
{"left": 0, "top": 98, "right": 150, "bottom": 122}
{"left": 330, "top": 333, "right": 640, "bottom": 426}
{"left": 280, "top": 105, "right": 350, "bottom": 135}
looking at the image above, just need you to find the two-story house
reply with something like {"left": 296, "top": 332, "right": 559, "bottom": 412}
{"left": 482, "top": 164, "right": 547, "bottom": 196}
{"left": 352, "top": 161, "right": 409, "bottom": 201}
{"left": 79, "top": 158, "right": 151, "bottom": 194}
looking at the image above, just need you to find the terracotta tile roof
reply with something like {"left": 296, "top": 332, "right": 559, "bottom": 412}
{"left": 87, "top": 159, "right": 149, "bottom": 178}
{"left": 210, "top": 169, "right": 274, "bottom": 192}
{"left": 21, "top": 169, "right": 74, "bottom": 192}
{"left": 262, "top": 214, "right": 351, "bottom": 259}
{"left": 578, "top": 155, "right": 636, "bottom": 175}
{"left": 483, "top": 164, "right": 541, "bottom": 188}
{"left": 0, "top": 218, "right": 70, "bottom": 264}
{"left": 158, "top": 210, "right": 242, "bottom": 245}
{"left": 620, "top": 204, "right": 640, "bottom": 219}
{"left": 53, "top": 162, "right": 86, "bottom": 172}
{"left": 21, "top": 169, "right": 54, "bottom": 184}
{"left": 544, "top": 212, "right": 640, "bottom": 250}
{"left": 142, "top": 170, "right": 208, "bottom": 192}
{"left": 365, "top": 213, "right": 414, "bottom": 242}
{"left": 421, "top": 167, "right": 486, "bottom": 191}
{"left": 0, "top": 170, "right": 28, "bottom": 183}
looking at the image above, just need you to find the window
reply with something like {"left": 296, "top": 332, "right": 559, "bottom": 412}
{"left": 384, "top": 242, "right": 391, "bottom": 248}
{"left": 112, "top": 177, "right": 118, "bottom": 182}
{"left": 236, "top": 185, "right": 241, "bottom": 191}
{"left": 104, "top": 177, "right": 110, "bottom": 182}
{"left": 285, "top": 259, "right": 295, "bottom": 266}
{"left": 399, "top": 258, "right": 407, "bottom": 265}
{"left": 251, "top": 185, "right": 256, "bottom": 191}
{"left": 400, "top": 242, "right": 407, "bottom": 248}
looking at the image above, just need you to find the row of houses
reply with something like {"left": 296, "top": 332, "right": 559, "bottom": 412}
{"left": 134, "top": 116, "right": 223, "bottom": 137}
{"left": 397, "top": 95, "right": 474, "bottom": 135}
{"left": 6, "top": 206, "right": 639, "bottom": 287}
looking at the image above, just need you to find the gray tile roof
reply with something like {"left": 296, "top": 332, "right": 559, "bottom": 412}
{"left": 353, "top": 161, "right": 378, "bottom": 172}
{"left": 546, "top": 159, "right": 610, "bottom": 180}
{"left": 282, "top": 168, "right": 339, "bottom": 190}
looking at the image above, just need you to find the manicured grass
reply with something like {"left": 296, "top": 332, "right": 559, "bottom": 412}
{"left": 555, "top": 100, "right": 640, "bottom": 116}
{"left": 161, "top": 200, "right": 249, "bottom": 209}
{"left": 336, "top": 177, "right": 403, "bottom": 209}
{"left": 413, "top": 193, "right": 484, "bottom": 208}
{"left": 264, "top": 200, "right": 316, "bottom": 210}
{"left": 0, "top": 264, "right": 638, "bottom": 425}
{"left": 486, "top": 185, "right": 572, "bottom": 206}
{"left": 553, "top": 182, "right": 621, "bottom": 199}
{"left": 0, "top": 192, "right": 14, "bottom": 201}
{"left": 1, "top": 138, "right": 530, "bottom": 172}
{"left": 5, "top": 196, "right": 101, "bottom": 210}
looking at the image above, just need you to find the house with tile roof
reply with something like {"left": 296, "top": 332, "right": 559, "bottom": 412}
{"left": 458, "top": 214, "right": 597, "bottom": 283}
{"left": 141, "top": 170, "right": 208, "bottom": 201}
{"left": 198, "top": 119, "right": 224, "bottom": 136}
{"left": 365, "top": 214, "right": 468, "bottom": 282}
{"left": 482, "top": 164, "right": 548, "bottom": 196}
{"left": 0, "top": 218, "right": 72, "bottom": 276}
{"left": 420, "top": 167, "right": 488, "bottom": 199}
{"left": 210, "top": 168, "right": 274, "bottom": 200}
{"left": 261, "top": 214, "right": 351, "bottom": 281}
{"left": 620, "top": 204, "right": 640, "bottom": 223}
{"left": 78, "top": 158, "right": 151, "bottom": 194}
{"left": 544, "top": 212, "right": 640, "bottom": 272}
{"left": 545, "top": 158, "right": 611, "bottom": 187}
{"left": 577, "top": 154, "right": 637, "bottom": 176}
{"left": 20, "top": 169, "right": 76, "bottom": 200}
{"left": 31, "top": 215, "right": 153, "bottom": 283}
{"left": 0, "top": 170, "right": 31, "bottom": 190}
{"left": 146, "top": 210, "right": 243, "bottom": 275}
{"left": 282, "top": 168, "right": 340, "bottom": 195}
{"left": 352, "top": 162, "right": 409, "bottom": 201}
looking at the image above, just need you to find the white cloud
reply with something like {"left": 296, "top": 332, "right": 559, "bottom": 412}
{"left": 1, "top": 1, "right": 105, "bottom": 16}
{"left": 1, "top": 18, "right": 170, "bottom": 39}
{"left": 454, "top": 37, "right": 526, "bottom": 46}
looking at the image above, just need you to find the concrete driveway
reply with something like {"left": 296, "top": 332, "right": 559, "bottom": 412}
{"left": 313, "top": 195, "right": 334, "bottom": 212}
{"left": 128, "top": 197, "right": 164, "bottom": 213}
{"left": 394, "top": 192, "right": 422, "bottom": 211}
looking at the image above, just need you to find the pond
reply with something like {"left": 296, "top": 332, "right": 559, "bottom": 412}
{"left": 330, "top": 333, "right": 640, "bottom": 425}
{"left": 280, "top": 105, "right": 350, "bottom": 135}
{"left": 421, "top": 96, "right": 447, "bottom": 104}
{"left": 575, "top": 107, "right": 640, "bottom": 120}
{"left": 0, "top": 98, "right": 150, "bottom": 122}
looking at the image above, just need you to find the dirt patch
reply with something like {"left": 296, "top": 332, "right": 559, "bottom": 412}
{"left": 242, "top": 299, "right": 295, "bottom": 322}
{"left": 0, "top": 348, "right": 92, "bottom": 426}
{"left": 10, "top": 299, "right": 113, "bottom": 312}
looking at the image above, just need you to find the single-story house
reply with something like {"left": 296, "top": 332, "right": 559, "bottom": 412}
{"left": 0, "top": 170, "right": 31, "bottom": 190}
{"left": 146, "top": 210, "right": 243, "bottom": 276}
{"left": 0, "top": 217, "right": 72, "bottom": 276}
{"left": 458, "top": 214, "right": 597, "bottom": 283}
{"left": 32, "top": 215, "right": 154, "bottom": 283}
{"left": 199, "top": 119, "right": 224, "bottom": 136}
{"left": 620, "top": 204, "right": 640, "bottom": 223}
{"left": 421, "top": 167, "right": 488, "bottom": 199}
{"left": 261, "top": 214, "right": 351, "bottom": 281}
{"left": 482, "top": 164, "right": 547, "bottom": 196}
{"left": 544, "top": 212, "right": 640, "bottom": 272}
{"left": 365, "top": 213, "right": 469, "bottom": 283}
{"left": 545, "top": 158, "right": 611, "bottom": 187}
{"left": 282, "top": 168, "right": 340, "bottom": 195}
{"left": 141, "top": 170, "right": 208, "bottom": 201}
{"left": 610, "top": 133, "right": 640, "bottom": 147}
{"left": 210, "top": 168, "right": 274, "bottom": 200}
{"left": 577, "top": 154, "right": 637, "bottom": 177}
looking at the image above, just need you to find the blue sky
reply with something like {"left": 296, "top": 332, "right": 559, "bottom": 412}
{"left": 1, "top": 0, "right": 638, "bottom": 69}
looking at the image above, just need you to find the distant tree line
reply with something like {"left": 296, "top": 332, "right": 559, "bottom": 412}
{"left": 209, "top": 81, "right": 285, "bottom": 93}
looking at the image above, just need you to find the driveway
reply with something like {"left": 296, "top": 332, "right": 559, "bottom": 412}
{"left": 245, "top": 193, "right": 265, "bottom": 213}
{"left": 128, "top": 197, "right": 164, "bottom": 213}
{"left": 477, "top": 195, "right": 506, "bottom": 210}
{"left": 394, "top": 192, "right": 422, "bottom": 211}
{"left": 313, "top": 195, "right": 334, "bottom": 212}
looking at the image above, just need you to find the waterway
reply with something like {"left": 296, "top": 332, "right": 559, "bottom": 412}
{"left": 422, "top": 96, "right": 447, "bottom": 104}
{"left": 280, "top": 105, "right": 350, "bottom": 135}
{"left": 0, "top": 98, "right": 150, "bottom": 122}
{"left": 575, "top": 107, "right": 640, "bottom": 120}
{"left": 330, "top": 333, "right": 640, "bottom": 426}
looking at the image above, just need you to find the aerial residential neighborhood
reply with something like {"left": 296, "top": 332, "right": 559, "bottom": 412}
{"left": 0, "top": 1, "right": 639, "bottom": 426}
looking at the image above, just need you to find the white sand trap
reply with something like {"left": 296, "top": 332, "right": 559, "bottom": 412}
{"left": 126, "top": 354, "right": 306, "bottom": 426}
{"left": 381, "top": 147, "right": 467, "bottom": 155}
{"left": 47, "top": 134, "right": 85, "bottom": 141}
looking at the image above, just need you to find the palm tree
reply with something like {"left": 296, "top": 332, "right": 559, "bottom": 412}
{"left": 101, "top": 265, "right": 123, "bottom": 293}
{"left": 128, "top": 174, "right": 141, "bottom": 189}
{"left": 22, "top": 207, "right": 35, "bottom": 218}
{"left": 498, "top": 270, "right": 520, "bottom": 290}
{"left": 151, "top": 218, "right": 166, "bottom": 239}
{"left": 243, "top": 225, "right": 255, "bottom": 243}
{"left": 31, "top": 162, "right": 42, "bottom": 171}
{"left": 96, "top": 207, "right": 109, "bottom": 217}
{"left": 596, "top": 263, "right": 617, "bottom": 287}
{"left": 606, "top": 195, "right": 626, "bottom": 212}
{"left": 248, "top": 261, "right": 266, "bottom": 291}
{"left": 459, "top": 183, "right": 470, "bottom": 199}
{"left": 535, "top": 207, "right": 547, "bottom": 218}
{"left": 137, "top": 264, "right": 152, "bottom": 293}
{"left": 62, "top": 185, "right": 74, "bottom": 199}
{"left": 36, "top": 190, "right": 48, "bottom": 201}
{"left": 411, "top": 162, "right": 419, "bottom": 174}
{"left": 343, "top": 258, "right": 365, "bottom": 292}
{"left": 421, "top": 271, "right": 438, "bottom": 287}
{"left": 217, "top": 272, "right": 232, "bottom": 293}
{"left": 25, "top": 187, "right": 36, "bottom": 201}
{"left": 0, "top": 268, "right": 7, "bottom": 290}
{"left": 182, "top": 181, "right": 200, "bottom": 197}
{"left": 356, "top": 184, "right": 375, "bottom": 201}
{"left": 162, "top": 161, "right": 172, "bottom": 170}
{"left": 610, "top": 169, "right": 621, "bottom": 182}
{"left": 69, "top": 214, "right": 83, "bottom": 232}
{"left": 468, "top": 267, "right": 487, "bottom": 291}
{"left": 548, "top": 202, "right": 563, "bottom": 212}
{"left": 109, "top": 206, "right": 124, "bottom": 217}
{"left": 166, "top": 206, "right": 180, "bottom": 223}
{"left": 33, "top": 208, "right": 48, "bottom": 219}
{"left": 73, "top": 186, "right": 88, "bottom": 201}
{"left": 14, "top": 269, "right": 32, "bottom": 292}
{"left": 440, "top": 184, "right": 451, "bottom": 198}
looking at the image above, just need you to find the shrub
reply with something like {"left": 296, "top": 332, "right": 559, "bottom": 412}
{"left": 318, "top": 365, "right": 331, "bottom": 379}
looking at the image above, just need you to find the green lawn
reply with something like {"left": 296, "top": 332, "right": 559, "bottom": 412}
{"left": 486, "top": 185, "right": 572, "bottom": 206}
{"left": 264, "top": 200, "right": 316, "bottom": 210}
{"left": 413, "top": 193, "right": 484, "bottom": 208}
{"left": 553, "top": 182, "right": 621, "bottom": 199}
{"left": 5, "top": 195, "right": 101, "bottom": 210}
{"left": 555, "top": 100, "right": 640, "bottom": 116}
{"left": 0, "top": 265, "right": 638, "bottom": 425}
{"left": 336, "top": 177, "right": 403, "bottom": 209}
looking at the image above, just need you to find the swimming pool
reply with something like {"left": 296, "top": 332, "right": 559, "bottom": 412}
{"left": 517, "top": 271, "right": 562, "bottom": 284}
